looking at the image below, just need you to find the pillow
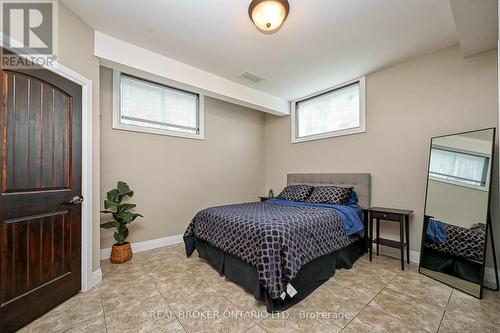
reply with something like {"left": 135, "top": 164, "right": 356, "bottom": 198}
{"left": 306, "top": 185, "right": 354, "bottom": 204}
{"left": 344, "top": 190, "right": 359, "bottom": 205}
{"left": 276, "top": 185, "right": 314, "bottom": 202}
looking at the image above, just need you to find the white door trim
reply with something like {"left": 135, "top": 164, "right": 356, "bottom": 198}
{"left": 1, "top": 41, "right": 95, "bottom": 291}
{"left": 50, "top": 62, "right": 94, "bottom": 291}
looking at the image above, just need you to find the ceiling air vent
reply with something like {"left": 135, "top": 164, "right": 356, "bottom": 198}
{"left": 238, "top": 70, "right": 264, "bottom": 83}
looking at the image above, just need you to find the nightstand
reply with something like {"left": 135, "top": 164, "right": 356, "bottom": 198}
{"left": 259, "top": 196, "right": 271, "bottom": 202}
{"left": 367, "top": 207, "right": 413, "bottom": 270}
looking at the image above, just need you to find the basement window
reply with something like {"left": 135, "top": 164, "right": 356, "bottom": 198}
{"left": 291, "top": 77, "right": 365, "bottom": 143}
{"left": 429, "top": 147, "right": 490, "bottom": 190}
{"left": 113, "top": 71, "right": 204, "bottom": 139}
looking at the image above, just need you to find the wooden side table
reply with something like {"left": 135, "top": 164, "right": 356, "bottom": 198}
{"left": 367, "top": 207, "right": 413, "bottom": 270}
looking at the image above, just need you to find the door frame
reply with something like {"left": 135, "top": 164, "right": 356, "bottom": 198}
{"left": 1, "top": 41, "right": 95, "bottom": 292}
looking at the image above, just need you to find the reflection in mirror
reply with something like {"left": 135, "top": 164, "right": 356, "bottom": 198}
{"left": 419, "top": 128, "right": 495, "bottom": 298}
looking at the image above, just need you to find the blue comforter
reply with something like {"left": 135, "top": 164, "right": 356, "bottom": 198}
{"left": 184, "top": 197, "right": 364, "bottom": 299}
{"left": 264, "top": 198, "right": 365, "bottom": 237}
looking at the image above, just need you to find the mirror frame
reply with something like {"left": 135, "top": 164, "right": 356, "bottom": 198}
{"left": 418, "top": 127, "right": 496, "bottom": 298}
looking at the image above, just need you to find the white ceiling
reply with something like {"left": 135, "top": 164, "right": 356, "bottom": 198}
{"left": 450, "top": 0, "right": 498, "bottom": 57}
{"left": 61, "top": 0, "right": 459, "bottom": 101}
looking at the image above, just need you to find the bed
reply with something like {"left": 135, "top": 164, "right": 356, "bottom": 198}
{"left": 183, "top": 173, "right": 371, "bottom": 312}
{"left": 422, "top": 219, "right": 485, "bottom": 284}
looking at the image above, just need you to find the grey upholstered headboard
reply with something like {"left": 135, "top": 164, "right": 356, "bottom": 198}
{"left": 287, "top": 173, "right": 371, "bottom": 209}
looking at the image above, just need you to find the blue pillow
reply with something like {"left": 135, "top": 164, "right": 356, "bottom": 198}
{"left": 345, "top": 190, "right": 359, "bottom": 205}
{"left": 426, "top": 219, "right": 447, "bottom": 244}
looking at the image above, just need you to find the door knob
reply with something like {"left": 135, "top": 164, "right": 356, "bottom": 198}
{"left": 68, "top": 196, "right": 84, "bottom": 205}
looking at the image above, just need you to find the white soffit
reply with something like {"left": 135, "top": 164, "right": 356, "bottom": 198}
{"left": 450, "top": 0, "right": 498, "bottom": 57}
{"left": 94, "top": 31, "right": 289, "bottom": 116}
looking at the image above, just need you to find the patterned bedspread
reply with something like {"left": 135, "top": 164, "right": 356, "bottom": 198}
{"left": 425, "top": 223, "right": 485, "bottom": 262}
{"left": 184, "top": 201, "right": 360, "bottom": 299}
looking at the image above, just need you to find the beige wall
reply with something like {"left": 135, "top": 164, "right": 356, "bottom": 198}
{"left": 99, "top": 67, "right": 266, "bottom": 248}
{"left": 426, "top": 180, "right": 489, "bottom": 228}
{"left": 57, "top": 2, "right": 101, "bottom": 271}
{"left": 98, "top": 43, "right": 498, "bottom": 268}
{"left": 264, "top": 45, "right": 499, "bottom": 264}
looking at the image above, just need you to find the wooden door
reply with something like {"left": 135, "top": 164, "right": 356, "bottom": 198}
{"left": 0, "top": 66, "right": 82, "bottom": 332}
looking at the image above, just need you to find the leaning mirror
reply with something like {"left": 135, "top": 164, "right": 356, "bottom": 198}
{"left": 419, "top": 128, "right": 496, "bottom": 298}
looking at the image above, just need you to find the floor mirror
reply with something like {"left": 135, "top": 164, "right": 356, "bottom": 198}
{"left": 419, "top": 128, "right": 498, "bottom": 298}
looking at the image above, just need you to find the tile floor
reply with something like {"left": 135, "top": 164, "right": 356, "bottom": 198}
{"left": 17, "top": 244, "right": 500, "bottom": 333}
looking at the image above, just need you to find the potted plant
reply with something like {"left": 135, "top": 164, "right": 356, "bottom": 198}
{"left": 100, "top": 181, "right": 143, "bottom": 264}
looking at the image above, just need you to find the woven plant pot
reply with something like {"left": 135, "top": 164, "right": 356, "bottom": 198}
{"left": 110, "top": 242, "right": 133, "bottom": 264}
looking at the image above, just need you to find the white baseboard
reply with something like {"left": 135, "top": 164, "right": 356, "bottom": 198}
{"left": 373, "top": 244, "right": 499, "bottom": 286}
{"left": 100, "top": 234, "right": 184, "bottom": 260}
{"left": 90, "top": 269, "right": 102, "bottom": 288}
{"left": 100, "top": 248, "right": 111, "bottom": 261}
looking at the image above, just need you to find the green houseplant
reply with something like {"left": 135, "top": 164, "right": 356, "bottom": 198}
{"left": 100, "top": 181, "right": 143, "bottom": 263}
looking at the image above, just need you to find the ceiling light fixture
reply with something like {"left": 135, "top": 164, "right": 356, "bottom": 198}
{"left": 248, "top": 0, "right": 290, "bottom": 34}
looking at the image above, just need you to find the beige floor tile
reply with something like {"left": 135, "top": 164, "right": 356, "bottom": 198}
{"left": 482, "top": 289, "right": 500, "bottom": 302}
{"left": 168, "top": 297, "right": 255, "bottom": 333}
{"left": 341, "top": 257, "right": 399, "bottom": 284}
{"left": 369, "top": 288, "right": 445, "bottom": 332}
{"left": 29, "top": 287, "right": 106, "bottom": 333}
{"left": 290, "top": 284, "right": 368, "bottom": 329}
{"left": 385, "top": 269, "right": 452, "bottom": 308}
{"left": 438, "top": 308, "right": 499, "bottom": 333}
{"left": 342, "top": 306, "right": 427, "bottom": 333}
{"left": 258, "top": 310, "right": 342, "bottom": 333}
{"left": 359, "top": 253, "right": 402, "bottom": 270}
{"left": 141, "top": 320, "right": 186, "bottom": 333}
{"left": 103, "top": 288, "right": 166, "bottom": 315}
{"left": 147, "top": 258, "right": 218, "bottom": 284}
{"left": 218, "top": 279, "right": 268, "bottom": 321}
{"left": 243, "top": 324, "right": 267, "bottom": 333}
{"left": 445, "top": 289, "right": 500, "bottom": 326}
{"left": 17, "top": 248, "right": 500, "bottom": 333}
{"left": 102, "top": 266, "right": 149, "bottom": 286}
{"left": 104, "top": 294, "right": 181, "bottom": 333}
{"left": 101, "top": 258, "right": 142, "bottom": 276}
{"left": 322, "top": 271, "right": 387, "bottom": 303}
{"left": 154, "top": 273, "right": 227, "bottom": 306}
{"left": 101, "top": 277, "right": 159, "bottom": 298}
{"left": 30, "top": 318, "right": 106, "bottom": 333}
{"left": 139, "top": 254, "right": 203, "bottom": 275}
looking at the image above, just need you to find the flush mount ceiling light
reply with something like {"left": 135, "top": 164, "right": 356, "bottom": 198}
{"left": 248, "top": 0, "right": 290, "bottom": 34}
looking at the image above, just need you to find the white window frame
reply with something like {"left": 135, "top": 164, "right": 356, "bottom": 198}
{"left": 291, "top": 77, "right": 366, "bottom": 143}
{"left": 429, "top": 145, "right": 492, "bottom": 192}
{"left": 112, "top": 70, "right": 205, "bottom": 140}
